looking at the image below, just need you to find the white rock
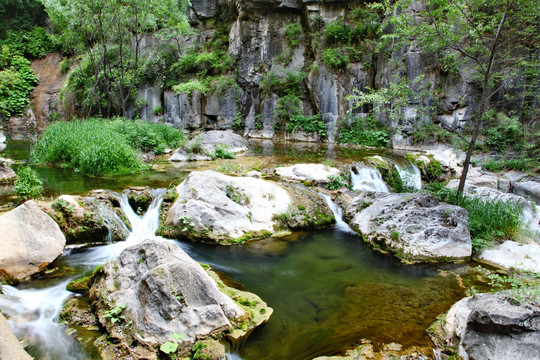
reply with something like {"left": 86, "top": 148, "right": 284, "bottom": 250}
{"left": 478, "top": 241, "right": 540, "bottom": 273}
{"left": 275, "top": 163, "right": 341, "bottom": 184}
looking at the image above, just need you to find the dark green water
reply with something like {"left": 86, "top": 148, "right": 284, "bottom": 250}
{"left": 176, "top": 230, "right": 470, "bottom": 360}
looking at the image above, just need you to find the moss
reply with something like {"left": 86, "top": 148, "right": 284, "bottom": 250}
{"left": 365, "top": 157, "right": 404, "bottom": 192}
{"left": 405, "top": 154, "right": 443, "bottom": 182}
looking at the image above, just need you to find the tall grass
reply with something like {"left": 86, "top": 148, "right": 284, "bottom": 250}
{"left": 31, "top": 118, "right": 184, "bottom": 176}
{"left": 426, "top": 184, "right": 523, "bottom": 252}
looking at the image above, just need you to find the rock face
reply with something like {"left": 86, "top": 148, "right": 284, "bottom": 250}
{"left": 0, "top": 313, "right": 33, "bottom": 360}
{"left": 0, "top": 163, "right": 16, "bottom": 183}
{"left": 434, "top": 292, "right": 540, "bottom": 360}
{"left": 0, "top": 200, "right": 66, "bottom": 281}
{"left": 275, "top": 163, "right": 341, "bottom": 185}
{"left": 169, "top": 130, "right": 249, "bottom": 161}
{"left": 164, "top": 170, "right": 292, "bottom": 243}
{"left": 344, "top": 193, "right": 471, "bottom": 261}
{"left": 513, "top": 180, "right": 540, "bottom": 204}
{"left": 90, "top": 240, "right": 270, "bottom": 357}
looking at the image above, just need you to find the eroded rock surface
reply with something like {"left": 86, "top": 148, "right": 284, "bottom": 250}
{"left": 90, "top": 240, "right": 271, "bottom": 357}
{"left": 169, "top": 130, "right": 248, "bottom": 161}
{"left": 344, "top": 193, "right": 471, "bottom": 261}
{"left": 478, "top": 241, "right": 540, "bottom": 273}
{"left": 164, "top": 170, "right": 292, "bottom": 243}
{"left": 433, "top": 292, "right": 540, "bottom": 360}
{"left": 0, "top": 163, "right": 16, "bottom": 184}
{"left": 0, "top": 200, "right": 66, "bottom": 281}
{"left": 275, "top": 163, "right": 341, "bottom": 185}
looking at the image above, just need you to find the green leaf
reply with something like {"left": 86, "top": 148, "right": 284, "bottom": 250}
{"left": 171, "top": 333, "right": 184, "bottom": 340}
{"left": 160, "top": 341, "right": 179, "bottom": 354}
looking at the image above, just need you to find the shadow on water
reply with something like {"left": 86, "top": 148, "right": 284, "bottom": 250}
{"left": 176, "top": 227, "right": 468, "bottom": 360}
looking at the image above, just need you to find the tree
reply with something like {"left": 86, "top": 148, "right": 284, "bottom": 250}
{"left": 373, "top": 0, "right": 539, "bottom": 197}
{"left": 40, "top": 0, "right": 190, "bottom": 117}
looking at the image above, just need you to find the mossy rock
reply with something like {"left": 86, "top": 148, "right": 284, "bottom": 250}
{"left": 364, "top": 156, "right": 404, "bottom": 192}
{"left": 405, "top": 153, "right": 444, "bottom": 183}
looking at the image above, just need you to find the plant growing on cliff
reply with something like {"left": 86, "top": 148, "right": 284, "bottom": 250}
{"left": 384, "top": 0, "right": 539, "bottom": 198}
{"left": 14, "top": 166, "right": 44, "bottom": 200}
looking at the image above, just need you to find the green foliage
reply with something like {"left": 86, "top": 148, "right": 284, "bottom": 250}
{"left": 225, "top": 184, "right": 250, "bottom": 205}
{"left": 14, "top": 166, "right": 44, "bottom": 200}
{"left": 0, "top": 27, "right": 57, "bottom": 58}
{"left": 285, "top": 22, "right": 303, "bottom": 48}
{"left": 211, "top": 144, "right": 235, "bottom": 159}
{"left": 321, "top": 48, "right": 349, "bottom": 69}
{"left": 324, "top": 21, "right": 351, "bottom": 44}
{"left": 103, "top": 303, "right": 127, "bottom": 324}
{"left": 286, "top": 114, "right": 327, "bottom": 137}
{"left": 0, "top": 0, "right": 47, "bottom": 38}
{"left": 483, "top": 155, "right": 539, "bottom": 174}
{"left": 160, "top": 342, "right": 178, "bottom": 355}
{"left": 338, "top": 115, "right": 390, "bottom": 147}
{"left": 172, "top": 80, "right": 210, "bottom": 95}
{"left": 153, "top": 105, "right": 164, "bottom": 116}
{"left": 231, "top": 112, "right": 244, "bottom": 130}
{"left": 427, "top": 185, "right": 523, "bottom": 252}
{"left": 485, "top": 270, "right": 540, "bottom": 306}
{"left": 31, "top": 119, "right": 183, "bottom": 175}
{"left": 410, "top": 122, "right": 454, "bottom": 144}
{"left": 0, "top": 48, "right": 39, "bottom": 118}
{"left": 326, "top": 173, "right": 352, "bottom": 190}
{"left": 484, "top": 114, "right": 525, "bottom": 152}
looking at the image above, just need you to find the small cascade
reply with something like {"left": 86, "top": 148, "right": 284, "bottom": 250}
{"left": 350, "top": 164, "right": 389, "bottom": 193}
{"left": 82, "top": 188, "right": 168, "bottom": 266}
{"left": 394, "top": 162, "right": 422, "bottom": 191}
{"left": 0, "top": 280, "right": 83, "bottom": 359}
{"left": 322, "top": 194, "right": 356, "bottom": 234}
{"left": 92, "top": 200, "right": 130, "bottom": 243}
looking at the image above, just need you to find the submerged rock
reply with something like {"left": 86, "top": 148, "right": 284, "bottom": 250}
{"left": 163, "top": 170, "right": 292, "bottom": 243}
{"left": 431, "top": 292, "right": 540, "bottom": 360}
{"left": 89, "top": 240, "right": 271, "bottom": 358}
{"left": 169, "top": 130, "right": 248, "bottom": 161}
{"left": 0, "top": 200, "right": 66, "bottom": 282}
{"left": 344, "top": 193, "right": 471, "bottom": 261}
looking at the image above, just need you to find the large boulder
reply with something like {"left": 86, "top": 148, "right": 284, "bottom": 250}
{"left": 477, "top": 241, "right": 540, "bottom": 273}
{"left": 0, "top": 200, "right": 66, "bottom": 282}
{"left": 344, "top": 193, "right": 471, "bottom": 261}
{"left": 0, "top": 313, "right": 33, "bottom": 360}
{"left": 89, "top": 240, "right": 271, "bottom": 358}
{"left": 513, "top": 180, "right": 540, "bottom": 204}
{"left": 432, "top": 292, "right": 540, "bottom": 360}
{"left": 275, "top": 163, "right": 341, "bottom": 185}
{"left": 163, "top": 170, "right": 292, "bottom": 243}
{"left": 169, "top": 130, "right": 248, "bottom": 161}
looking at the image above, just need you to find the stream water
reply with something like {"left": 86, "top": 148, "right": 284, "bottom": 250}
{"left": 0, "top": 140, "right": 478, "bottom": 360}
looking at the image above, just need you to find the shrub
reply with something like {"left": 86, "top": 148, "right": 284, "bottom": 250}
{"left": 31, "top": 118, "right": 183, "bottom": 175}
{"left": 14, "top": 166, "right": 44, "bottom": 200}
{"left": 0, "top": 27, "right": 57, "bottom": 58}
{"left": 0, "top": 49, "right": 38, "bottom": 117}
{"left": 212, "top": 144, "right": 235, "bottom": 159}
{"left": 484, "top": 114, "right": 525, "bottom": 152}
{"left": 321, "top": 48, "right": 349, "bottom": 69}
{"left": 286, "top": 114, "right": 327, "bottom": 137}
{"left": 338, "top": 115, "right": 390, "bottom": 147}
{"left": 324, "top": 21, "right": 351, "bottom": 44}
{"left": 427, "top": 185, "right": 523, "bottom": 252}
{"left": 173, "top": 80, "right": 210, "bottom": 96}
{"left": 285, "top": 22, "right": 303, "bottom": 48}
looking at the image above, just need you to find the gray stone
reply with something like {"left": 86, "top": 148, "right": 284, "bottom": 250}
{"left": 164, "top": 170, "right": 291, "bottom": 242}
{"left": 135, "top": 85, "right": 162, "bottom": 123}
{"left": 497, "top": 178, "right": 511, "bottom": 193}
{"left": 0, "top": 163, "right": 16, "bottom": 184}
{"left": 275, "top": 163, "right": 341, "bottom": 185}
{"left": 169, "top": 130, "right": 248, "bottom": 161}
{"left": 439, "top": 292, "right": 540, "bottom": 360}
{"left": 513, "top": 180, "right": 540, "bottom": 204}
{"left": 0, "top": 200, "right": 66, "bottom": 281}
{"left": 204, "top": 88, "right": 240, "bottom": 129}
{"left": 191, "top": 0, "right": 217, "bottom": 18}
{"left": 478, "top": 241, "right": 540, "bottom": 273}
{"left": 344, "top": 193, "right": 471, "bottom": 261}
{"left": 0, "top": 313, "right": 33, "bottom": 360}
{"left": 90, "top": 240, "right": 250, "bottom": 353}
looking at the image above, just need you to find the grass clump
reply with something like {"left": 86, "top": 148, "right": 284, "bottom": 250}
{"left": 31, "top": 118, "right": 184, "bottom": 176}
{"left": 426, "top": 184, "right": 523, "bottom": 252}
{"left": 14, "top": 166, "right": 43, "bottom": 200}
{"left": 338, "top": 115, "right": 390, "bottom": 147}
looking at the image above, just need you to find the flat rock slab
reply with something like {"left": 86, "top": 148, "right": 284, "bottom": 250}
{"left": 0, "top": 163, "right": 16, "bottom": 184}
{"left": 169, "top": 130, "right": 248, "bottom": 161}
{"left": 0, "top": 200, "right": 66, "bottom": 281}
{"left": 275, "top": 163, "right": 341, "bottom": 184}
{"left": 0, "top": 313, "right": 32, "bottom": 360}
{"left": 344, "top": 193, "right": 471, "bottom": 261}
{"left": 478, "top": 241, "right": 540, "bottom": 273}
{"left": 165, "top": 170, "right": 291, "bottom": 243}
{"left": 438, "top": 292, "right": 540, "bottom": 360}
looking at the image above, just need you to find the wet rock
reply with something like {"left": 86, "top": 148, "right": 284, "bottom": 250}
{"left": 0, "top": 163, "right": 16, "bottom": 184}
{"left": 432, "top": 292, "right": 540, "bottom": 360}
{"left": 169, "top": 130, "right": 248, "bottom": 161}
{"left": 89, "top": 240, "right": 271, "bottom": 357}
{"left": 163, "top": 170, "right": 291, "bottom": 243}
{"left": 275, "top": 163, "right": 341, "bottom": 185}
{"left": 0, "top": 200, "right": 66, "bottom": 282}
{"left": 0, "top": 313, "right": 33, "bottom": 360}
{"left": 477, "top": 241, "right": 540, "bottom": 273}
{"left": 344, "top": 193, "right": 471, "bottom": 261}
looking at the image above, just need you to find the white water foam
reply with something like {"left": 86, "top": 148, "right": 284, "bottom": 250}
{"left": 321, "top": 194, "right": 356, "bottom": 234}
{"left": 350, "top": 164, "right": 389, "bottom": 192}
{"left": 394, "top": 162, "right": 422, "bottom": 191}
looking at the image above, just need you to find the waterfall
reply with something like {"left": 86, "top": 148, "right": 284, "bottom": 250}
{"left": 321, "top": 194, "right": 355, "bottom": 234}
{"left": 394, "top": 163, "right": 422, "bottom": 191}
{"left": 0, "top": 280, "right": 81, "bottom": 359}
{"left": 350, "top": 164, "right": 389, "bottom": 193}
